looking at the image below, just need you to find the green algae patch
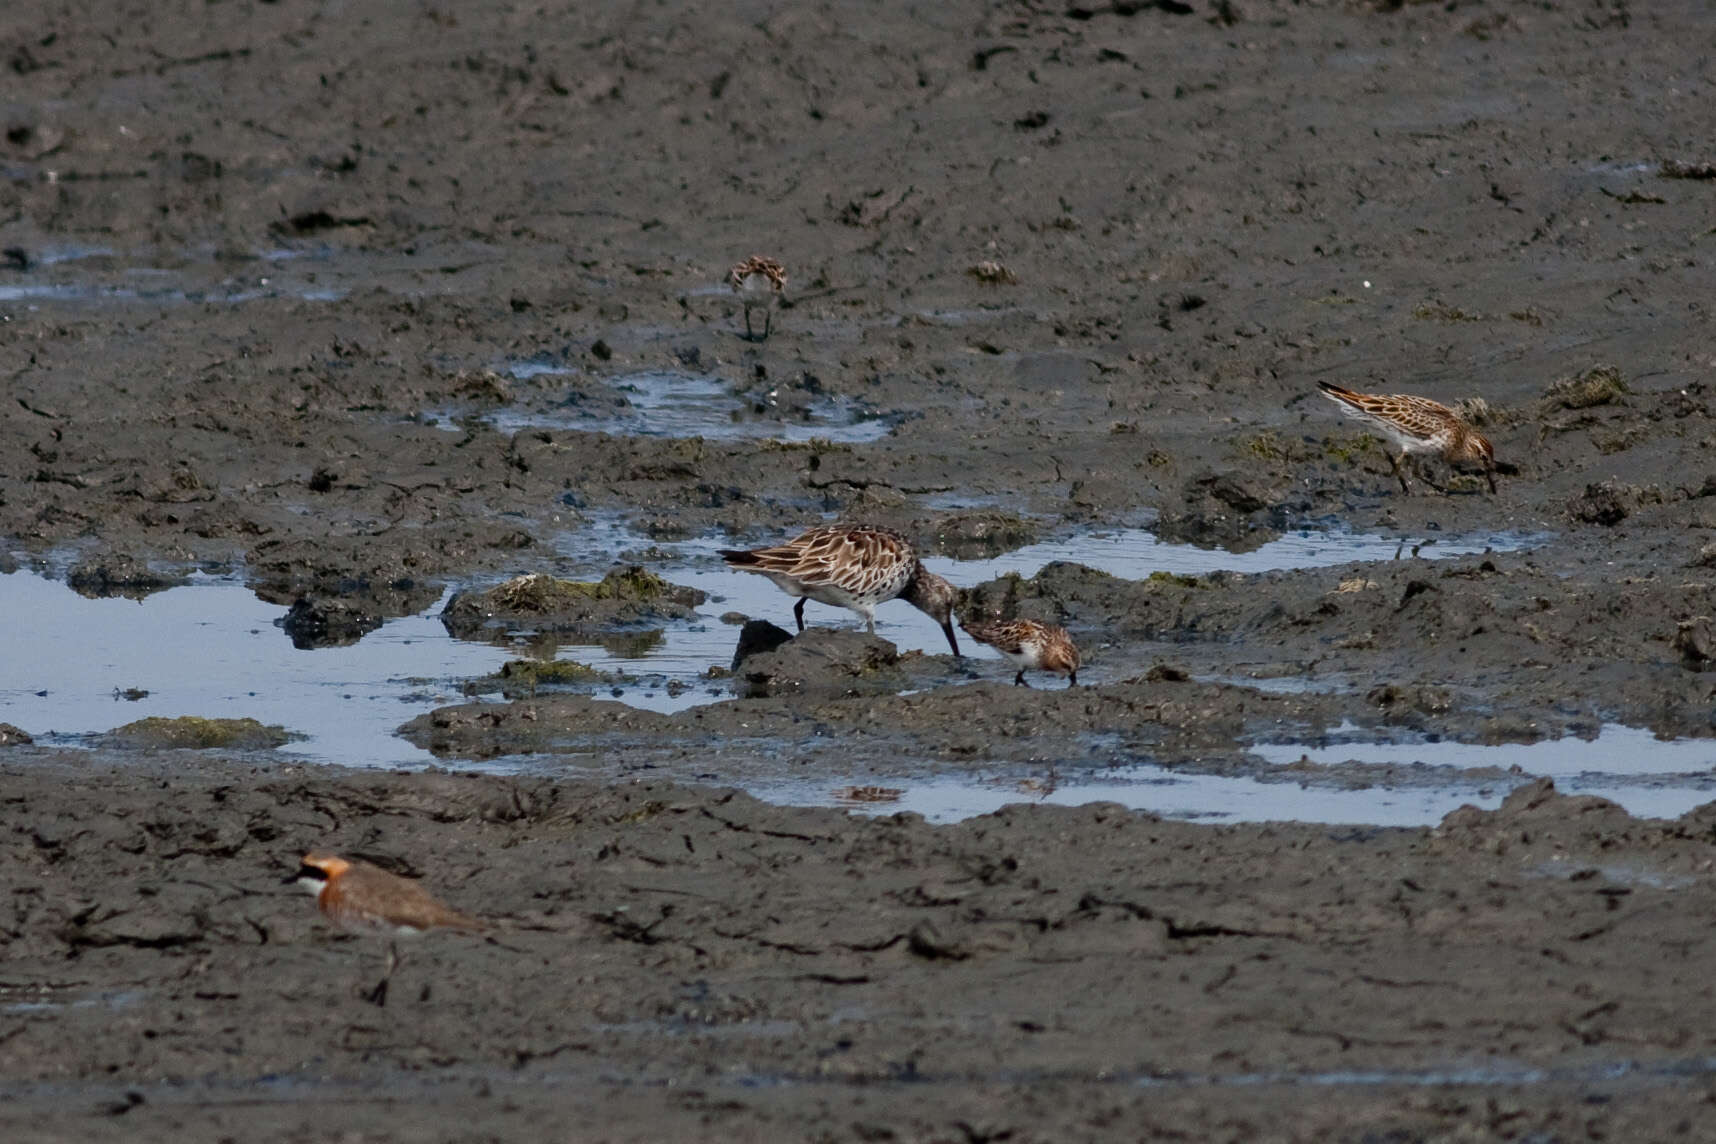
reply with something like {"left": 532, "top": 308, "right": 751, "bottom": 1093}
{"left": 442, "top": 567, "right": 705, "bottom": 637}
{"left": 1324, "top": 433, "right": 1379, "bottom": 465}
{"left": 502, "top": 659, "right": 604, "bottom": 684}
{"left": 105, "top": 716, "right": 292, "bottom": 750}
{"left": 1239, "top": 432, "right": 1287, "bottom": 462}
{"left": 1147, "top": 571, "right": 1202, "bottom": 589}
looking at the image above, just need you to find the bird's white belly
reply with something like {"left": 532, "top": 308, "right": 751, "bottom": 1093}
{"left": 737, "top": 277, "right": 777, "bottom": 308}
{"left": 765, "top": 573, "right": 866, "bottom": 611}
{"left": 1338, "top": 407, "right": 1438, "bottom": 454}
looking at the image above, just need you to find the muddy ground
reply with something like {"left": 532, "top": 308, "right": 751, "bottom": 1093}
{"left": 5, "top": 0, "right": 1716, "bottom": 1138}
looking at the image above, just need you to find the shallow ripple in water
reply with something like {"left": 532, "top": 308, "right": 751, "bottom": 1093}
{"left": 10, "top": 517, "right": 1697, "bottom": 827}
{"left": 483, "top": 368, "right": 897, "bottom": 444}
{"left": 0, "top": 572, "right": 499, "bottom": 768}
{"left": 1249, "top": 723, "right": 1716, "bottom": 821}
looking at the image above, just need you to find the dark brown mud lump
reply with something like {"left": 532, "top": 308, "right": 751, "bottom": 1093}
{"left": 925, "top": 510, "right": 1039, "bottom": 558}
{"left": 1566, "top": 480, "right": 1662, "bottom": 525}
{"left": 65, "top": 554, "right": 185, "bottom": 600}
{"left": 731, "top": 619, "right": 794, "bottom": 671}
{"left": 0, "top": 723, "right": 33, "bottom": 746}
{"left": 441, "top": 568, "right": 705, "bottom": 637}
{"left": 398, "top": 694, "right": 674, "bottom": 757}
{"left": 736, "top": 629, "right": 905, "bottom": 699}
{"left": 279, "top": 595, "right": 385, "bottom": 649}
{"left": 1543, "top": 365, "right": 1629, "bottom": 410}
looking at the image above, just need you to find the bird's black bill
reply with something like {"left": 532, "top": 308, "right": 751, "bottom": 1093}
{"left": 941, "top": 621, "right": 961, "bottom": 657}
{"left": 286, "top": 863, "right": 327, "bottom": 885}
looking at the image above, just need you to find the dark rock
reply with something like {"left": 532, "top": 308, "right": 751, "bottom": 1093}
{"left": 731, "top": 619, "right": 794, "bottom": 671}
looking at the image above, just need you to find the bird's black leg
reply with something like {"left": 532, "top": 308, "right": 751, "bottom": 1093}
{"left": 1390, "top": 452, "right": 1412, "bottom": 495}
{"left": 1485, "top": 461, "right": 1498, "bottom": 494}
{"left": 761, "top": 309, "right": 772, "bottom": 340}
{"left": 793, "top": 597, "right": 806, "bottom": 632}
{"left": 1014, "top": 670, "right": 1029, "bottom": 687}
{"left": 743, "top": 307, "right": 755, "bottom": 341}
{"left": 364, "top": 942, "right": 400, "bottom": 1007}
{"left": 1068, "top": 671, "right": 1078, "bottom": 688}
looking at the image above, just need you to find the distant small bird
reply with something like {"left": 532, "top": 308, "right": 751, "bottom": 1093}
{"left": 719, "top": 524, "right": 961, "bottom": 655}
{"left": 959, "top": 615, "right": 1080, "bottom": 688}
{"left": 290, "top": 852, "right": 485, "bottom": 1005}
{"left": 1317, "top": 381, "right": 1498, "bottom": 494}
{"left": 728, "top": 255, "right": 787, "bottom": 341}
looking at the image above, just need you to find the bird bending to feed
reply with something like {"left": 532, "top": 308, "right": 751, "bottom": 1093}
{"left": 719, "top": 524, "right": 962, "bottom": 655}
{"left": 729, "top": 255, "right": 786, "bottom": 341}
{"left": 290, "top": 852, "right": 485, "bottom": 1005}
{"left": 959, "top": 615, "right": 1080, "bottom": 688}
{"left": 1316, "top": 381, "right": 1497, "bottom": 494}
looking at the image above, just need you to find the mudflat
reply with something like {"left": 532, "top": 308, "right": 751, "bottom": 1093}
{"left": 5, "top": 0, "right": 1716, "bottom": 1139}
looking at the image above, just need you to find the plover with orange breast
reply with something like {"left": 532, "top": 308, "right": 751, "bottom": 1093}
{"left": 728, "top": 255, "right": 786, "bottom": 341}
{"left": 719, "top": 524, "right": 961, "bottom": 655}
{"left": 1317, "top": 381, "right": 1498, "bottom": 494}
{"left": 959, "top": 615, "right": 1080, "bottom": 688}
{"left": 290, "top": 852, "right": 485, "bottom": 1005}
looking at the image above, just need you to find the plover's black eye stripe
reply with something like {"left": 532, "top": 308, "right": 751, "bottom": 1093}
{"left": 298, "top": 864, "right": 328, "bottom": 881}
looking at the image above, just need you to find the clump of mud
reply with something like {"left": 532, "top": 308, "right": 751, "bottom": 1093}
{"left": 279, "top": 595, "right": 385, "bottom": 649}
{"left": 1544, "top": 364, "right": 1630, "bottom": 410}
{"left": 467, "top": 657, "right": 618, "bottom": 699}
{"left": 925, "top": 510, "right": 1039, "bottom": 558}
{"left": 734, "top": 628, "right": 908, "bottom": 699}
{"left": 441, "top": 568, "right": 705, "bottom": 638}
{"left": 103, "top": 716, "right": 292, "bottom": 750}
{"left": 66, "top": 554, "right": 185, "bottom": 600}
{"left": 1567, "top": 479, "right": 1664, "bottom": 525}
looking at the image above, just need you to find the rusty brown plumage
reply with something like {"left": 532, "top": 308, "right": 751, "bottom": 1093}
{"left": 295, "top": 852, "right": 486, "bottom": 935}
{"left": 728, "top": 255, "right": 787, "bottom": 341}
{"left": 1317, "top": 381, "right": 1497, "bottom": 494}
{"left": 959, "top": 616, "right": 1080, "bottom": 688}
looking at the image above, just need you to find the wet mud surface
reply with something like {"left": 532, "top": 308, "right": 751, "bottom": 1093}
{"left": 9, "top": 755, "right": 1716, "bottom": 1143}
{"left": 7, "top": 0, "right": 1716, "bottom": 1137}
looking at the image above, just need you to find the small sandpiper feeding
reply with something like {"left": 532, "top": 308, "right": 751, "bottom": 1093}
{"left": 959, "top": 615, "right": 1080, "bottom": 688}
{"left": 728, "top": 255, "right": 786, "bottom": 341}
{"left": 290, "top": 851, "right": 486, "bottom": 1005}
{"left": 1317, "top": 381, "right": 1498, "bottom": 494}
{"left": 719, "top": 524, "right": 961, "bottom": 655}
